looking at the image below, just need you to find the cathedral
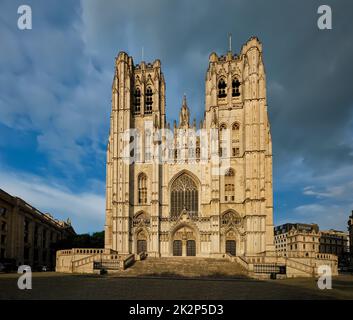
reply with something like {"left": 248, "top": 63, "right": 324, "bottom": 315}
{"left": 104, "top": 37, "right": 276, "bottom": 259}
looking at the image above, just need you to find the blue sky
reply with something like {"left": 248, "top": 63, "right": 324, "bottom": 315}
{"left": 0, "top": 0, "right": 353, "bottom": 233}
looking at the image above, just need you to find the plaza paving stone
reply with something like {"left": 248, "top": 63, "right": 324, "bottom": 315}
{"left": 0, "top": 272, "right": 353, "bottom": 300}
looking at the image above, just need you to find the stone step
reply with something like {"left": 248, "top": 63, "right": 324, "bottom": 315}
{"left": 116, "top": 257, "right": 248, "bottom": 278}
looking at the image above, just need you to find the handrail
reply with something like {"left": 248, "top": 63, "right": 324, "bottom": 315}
{"left": 285, "top": 257, "right": 314, "bottom": 275}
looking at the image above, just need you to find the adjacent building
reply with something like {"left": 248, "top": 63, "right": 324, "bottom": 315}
{"left": 0, "top": 188, "right": 75, "bottom": 270}
{"left": 274, "top": 223, "right": 320, "bottom": 258}
{"left": 275, "top": 223, "right": 349, "bottom": 266}
{"left": 349, "top": 211, "right": 353, "bottom": 254}
{"left": 319, "top": 229, "right": 349, "bottom": 257}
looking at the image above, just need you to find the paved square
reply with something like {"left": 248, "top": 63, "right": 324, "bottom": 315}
{"left": 1, "top": 272, "right": 353, "bottom": 300}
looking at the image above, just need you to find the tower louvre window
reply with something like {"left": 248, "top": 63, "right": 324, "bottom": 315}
{"left": 138, "top": 173, "right": 147, "bottom": 204}
{"left": 218, "top": 79, "right": 227, "bottom": 98}
{"left": 224, "top": 168, "right": 235, "bottom": 202}
{"left": 134, "top": 88, "right": 141, "bottom": 114}
{"left": 145, "top": 87, "right": 153, "bottom": 114}
{"left": 231, "top": 122, "right": 240, "bottom": 157}
{"left": 219, "top": 124, "right": 228, "bottom": 157}
{"left": 232, "top": 78, "right": 241, "bottom": 97}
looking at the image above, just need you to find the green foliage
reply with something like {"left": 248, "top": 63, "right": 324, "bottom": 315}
{"left": 52, "top": 231, "right": 104, "bottom": 251}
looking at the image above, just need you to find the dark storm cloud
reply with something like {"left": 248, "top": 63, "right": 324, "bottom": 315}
{"left": 1, "top": 0, "right": 353, "bottom": 230}
{"left": 80, "top": 0, "right": 353, "bottom": 228}
{"left": 82, "top": 0, "right": 353, "bottom": 174}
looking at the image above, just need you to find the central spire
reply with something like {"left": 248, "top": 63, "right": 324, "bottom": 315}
{"left": 228, "top": 33, "right": 232, "bottom": 52}
{"left": 179, "top": 94, "right": 190, "bottom": 128}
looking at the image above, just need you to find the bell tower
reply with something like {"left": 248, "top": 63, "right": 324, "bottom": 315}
{"left": 105, "top": 51, "right": 166, "bottom": 255}
{"left": 105, "top": 52, "right": 134, "bottom": 253}
{"left": 203, "top": 37, "right": 274, "bottom": 255}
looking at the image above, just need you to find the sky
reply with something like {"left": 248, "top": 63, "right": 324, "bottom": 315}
{"left": 0, "top": 0, "right": 353, "bottom": 234}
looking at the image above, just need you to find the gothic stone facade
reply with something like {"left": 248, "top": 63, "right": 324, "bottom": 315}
{"left": 104, "top": 37, "right": 275, "bottom": 258}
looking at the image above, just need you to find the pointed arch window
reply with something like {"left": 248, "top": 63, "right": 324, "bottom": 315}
{"left": 170, "top": 174, "right": 198, "bottom": 217}
{"left": 218, "top": 78, "right": 227, "bottom": 98}
{"left": 145, "top": 87, "right": 153, "bottom": 114}
{"left": 224, "top": 168, "right": 235, "bottom": 202}
{"left": 133, "top": 211, "right": 150, "bottom": 227}
{"left": 232, "top": 78, "right": 241, "bottom": 97}
{"left": 145, "top": 130, "right": 152, "bottom": 162}
{"left": 138, "top": 174, "right": 147, "bottom": 204}
{"left": 134, "top": 88, "right": 141, "bottom": 114}
{"left": 221, "top": 211, "right": 241, "bottom": 226}
{"left": 232, "top": 122, "right": 240, "bottom": 157}
{"left": 219, "top": 124, "right": 228, "bottom": 157}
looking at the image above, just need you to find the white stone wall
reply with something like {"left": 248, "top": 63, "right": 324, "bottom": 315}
{"left": 105, "top": 37, "right": 275, "bottom": 259}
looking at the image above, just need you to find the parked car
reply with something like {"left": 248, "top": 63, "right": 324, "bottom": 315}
{"left": 0, "top": 259, "right": 17, "bottom": 272}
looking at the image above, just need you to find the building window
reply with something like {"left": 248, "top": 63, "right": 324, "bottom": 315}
{"left": 170, "top": 174, "right": 198, "bottom": 217}
{"left": 224, "top": 168, "right": 235, "bottom": 202}
{"left": 0, "top": 248, "right": 5, "bottom": 259}
{"left": 138, "top": 173, "right": 147, "bottom": 204}
{"left": 221, "top": 211, "right": 241, "bottom": 226}
{"left": 42, "top": 250, "right": 47, "bottom": 262}
{"left": 232, "top": 78, "right": 241, "bottom": 97}
{"left": 218, "top": 78, "right": 227, "bottom": 98}
{"left": 0, "top": 207, "right": 6, "bottom": 217}
{"left": 24, "top": 219, "right": 30, "bottom": 244}
{"left": 24, "top": 247, "right": 30, "bottom": 260}
{"left": 134, "top": 88, "right": 141, "bottom": 114}
{"left": 135, "top": 133, "right": 141, "bottom": 162}
{"left": 145, "top": 130, "right": 151, "bottom": 161}
{"left": 34, "top": 225, "right": 39, "bottom": 247}
{"left": 219, "top": 124, "right": 228, "bottom": 157}
{"left": 145, "top": 87, "right": 153, "bottom": 114}
{"left": 42, "top": 230, "right": 47, "bottom": 248}
{"left": 231, "top": 123, "right": 240, "bottom": 157}
{"left": 232, "top": 147, "right": 240, "bottom": 157}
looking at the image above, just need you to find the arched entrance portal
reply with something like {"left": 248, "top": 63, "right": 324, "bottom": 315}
{"left": 173, "top": 240, "right": 182, "bottom": 256}
{"left": 172, "top": 225, "right": 197, "bottom": 256}
{"left": 225, "top": 230, "right": 237, "bottom": 256}
{"left": 226, "top": 240, "right": 236, "bottom": 256}
{"left": 136, "top": 230, "right": 147, "bottom": 254}
{"left": 186, "top": 240, "right": 196, "bottom": 256}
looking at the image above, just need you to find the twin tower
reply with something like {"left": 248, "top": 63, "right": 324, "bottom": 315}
{"left": 105, "top": 37, "right": 275, "bottom": 259}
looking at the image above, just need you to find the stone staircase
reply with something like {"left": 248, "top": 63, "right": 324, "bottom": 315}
{"left": 116, "top": 257, "right": 248, "bottom": 278}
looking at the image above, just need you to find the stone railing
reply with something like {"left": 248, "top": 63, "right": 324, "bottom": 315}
{"left": 122, "top": 254, "right": 135, "bottom": 269}
{"left": 72, "top": 252, "right": 133, "bottom": 272}
{"left": 56, "top": 248, "right": 121, "bottom": 273}
{"left": 315, "top": 253, "right": 337, "bottom": 261}
{"left": 285, "top": 258, "right": 315, "bottom": 276}
{"left": 235, "top": 255, "right": 250, "bottom": 271}
{"left": 58, "top": 249, "right": 73, "bottom": 256}
{"left": 136, "top": 251, "right": 147, "bottom": 261}
{"left": 72, "top": 253, "right": 102, "bottom": 272}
